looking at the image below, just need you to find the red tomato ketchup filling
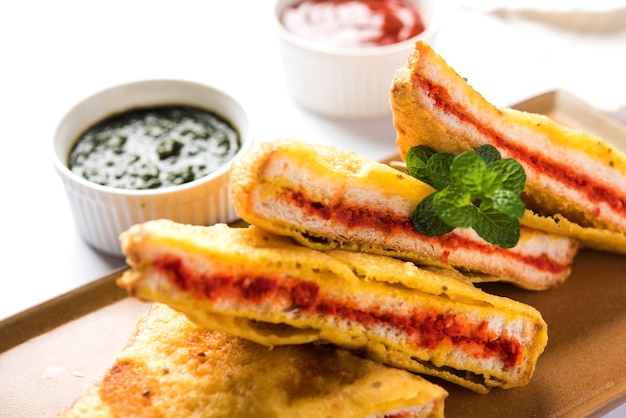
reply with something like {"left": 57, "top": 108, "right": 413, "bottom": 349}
{"left": 415, "top": 74, "right": 626, "bottom": 218}
{"left": 284, "top": 189, "right": 569, "bottom": 275}
{"left": 154, "top": 255, "right": 523, "bottom": 368}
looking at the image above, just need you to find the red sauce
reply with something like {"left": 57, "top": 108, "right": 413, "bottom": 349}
{"left": 281, "top": 189, "right": 569, "bottom": 275}
{"left": 415, "top": 75, "right": 626, "bottom": 220}
{"left": 280, "top": 0, "right": 425, "bottom": 48}
{"left": 153, "top": 255, "right": 523, "bottom": 368}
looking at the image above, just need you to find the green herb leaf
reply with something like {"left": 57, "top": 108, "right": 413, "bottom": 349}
{"left": 450, "top": 152, "right": 486, "bottom": 195}
{"left": 472, "top": 206, "right": 521, "bottom": 249}
{"left": 426, "top": 152, "right": 455, "bottom": 190}
{"left": 412, "top": 193, "right": 455, "bottom": 236}
{"left": 432, "top": 185, "right": 478, "bottom": 228}
{"left": 488, "top": 158, "right": 526, "bottom": 194}
{"left": 481, "top": 189, "right": 526, "bottom": 220}
{"left": 406, "top": 144, "right": 527, "bottom": 249}
{"left": 406, "top": 145, "right": 436, "bottom": 183}
{"left": 476, "top": 144, "right": 501, "bottom": 164}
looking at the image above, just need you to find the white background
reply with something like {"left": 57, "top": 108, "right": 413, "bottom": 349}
{"left": 0, "top": 1, "right": 625, "bottom": 415}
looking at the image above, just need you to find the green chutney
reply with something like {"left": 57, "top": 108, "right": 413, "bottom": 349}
{"left": 68, "top": 105, "right": 241, "bottom": 190}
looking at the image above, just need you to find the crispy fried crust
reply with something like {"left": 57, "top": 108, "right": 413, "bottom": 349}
{"left": 522, "top": 210, "right": 626, "bottom": 254}
{"left": 58, "top": 303, "right": 447, "bottom": 418}
{"left": 117, "top": 220, "right": 549, "bottom": 394}
{"left": 230, "top": 138, "right": 579, "bottom": 290}
{"left": 390, "top": 40, "right": 626, "bottom": 254}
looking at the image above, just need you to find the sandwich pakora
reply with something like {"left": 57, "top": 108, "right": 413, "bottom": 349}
{"left": 117, "top": 219, "right": 548, "bottom": 394}
{"left": 390, "top": 40, "right": 626, "bottom": 255}
{"left": 230, "top": 138, "right": 579, "bottom": 290}
{"left": 58, "top": 303, "right": 447, "bottom": 418}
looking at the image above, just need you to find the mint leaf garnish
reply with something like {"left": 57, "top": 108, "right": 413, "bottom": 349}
{"left": 490, "top": 158, "right": 527, "bottom": 194}
{"left": 472, "top": 205, "right": 521, "bottom": 249}
{"left": 412, "top": 194, "right": 455, "bottom": 236}
{"left": 433, "top": 185, "right": 480, "bottom": 228}
{"left": 476, "top": 143, "right": 501, "bottom": 164}
{"left": 406, "top": 144, "right": 526, "bottom": 249}
{"left": 406, "top": 145, "right": 435, "bottom": 182}
{"left": 450, "top": 152, "right": 486, "bottom": 195}
{"left": 426, "top": 152, "right": 455, "bottom": 190}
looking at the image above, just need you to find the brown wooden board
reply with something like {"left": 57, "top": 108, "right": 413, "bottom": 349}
{"left": 1, "top": 91, "right": 625, "bottom": 417}
{"left": 0, "top": 269, "right": 152, "bottom": 417}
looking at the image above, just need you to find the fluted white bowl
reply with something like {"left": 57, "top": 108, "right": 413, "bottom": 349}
{"left": 52, "top": 79, "right": 252, "bottom": 256}
{"left": 274, "top": 0, "right": 440, "bottom": 119}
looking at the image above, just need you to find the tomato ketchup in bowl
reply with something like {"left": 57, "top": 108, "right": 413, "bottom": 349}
{"left": 281, "top": 0, "right": 426, "bottom": 48}
{"left": 274, "top": 0, "right": 439, "bottom": 119}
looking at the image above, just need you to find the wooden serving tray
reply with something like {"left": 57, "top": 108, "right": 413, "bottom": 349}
{"left": 1, "top": 90, "right": 625, "bottom": 417}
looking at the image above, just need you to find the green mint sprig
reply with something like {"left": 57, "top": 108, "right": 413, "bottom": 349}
{"left": 406, "top": 144, "right": 526, "bottom": 249}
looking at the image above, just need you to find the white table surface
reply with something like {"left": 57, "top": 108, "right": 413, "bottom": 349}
{"left": 1, "top": 1, "right": 625, "bottom": 416}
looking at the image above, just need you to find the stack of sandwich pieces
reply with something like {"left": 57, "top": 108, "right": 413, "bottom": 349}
{"left": 59, "top": 41, "right": 626, "bottom": 417}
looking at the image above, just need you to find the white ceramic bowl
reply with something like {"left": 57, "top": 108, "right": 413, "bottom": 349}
{"left": 52, "top": 79, "right": 252, "bottom": 257}
{"left": 274, "top": 0, "right": 440, "bottom": 119}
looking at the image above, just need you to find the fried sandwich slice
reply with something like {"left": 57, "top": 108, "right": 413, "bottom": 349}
{"left": 230, "top": 138, "right": 579, "bottom": 290}
{"left": 58, "top": 303, "right": 447, "bottom": 418}
{"left": 117, "top": 219, "right": 549, "bottom": 394}
{"left": 390, "top": 40, "right": 626, "bottom": 254}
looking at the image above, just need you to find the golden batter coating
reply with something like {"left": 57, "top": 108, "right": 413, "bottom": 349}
{"left": 58, "top": 303, "right": 447, "bottom": 418}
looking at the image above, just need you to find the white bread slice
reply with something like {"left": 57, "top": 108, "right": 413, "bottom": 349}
{"left": 59, "top": 303, "right": 447, "bottom": 418}
{"left": 117, "top": 220, "right": 549, "bottom": 394}
{"left": 230, "top": 138, "right": 579, "bottom": 290}
{"left": 390, "top": 40, "right": 626, "bottom": 254}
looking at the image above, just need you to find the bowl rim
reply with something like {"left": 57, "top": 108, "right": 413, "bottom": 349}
{"left": 52, "top": 78, "right": 252, "bottom": 197}
{"left": 273, "top": 0, "right": 441, "bottom": 57}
